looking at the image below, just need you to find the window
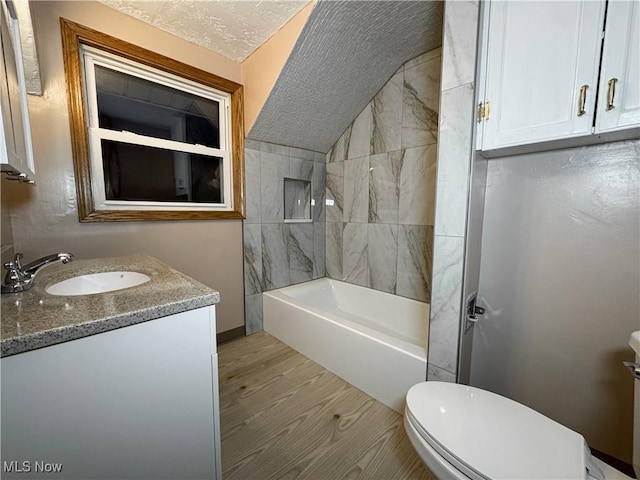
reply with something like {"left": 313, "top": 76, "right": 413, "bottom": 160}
{"left": 61, "top": 19, "right": 245, "bottom": 221}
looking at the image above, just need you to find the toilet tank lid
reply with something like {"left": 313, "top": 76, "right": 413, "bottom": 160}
{"left": 405, "top": 382, "right": 586, "bottom": 480}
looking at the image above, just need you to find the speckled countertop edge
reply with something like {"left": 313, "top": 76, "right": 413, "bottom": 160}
{"left": 1, "top": 254, "right": 220, "bottom": 357}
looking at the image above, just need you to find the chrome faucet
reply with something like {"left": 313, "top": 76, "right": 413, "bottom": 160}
{"left": 1, "top": 252, "right": 74, "bottom": 294}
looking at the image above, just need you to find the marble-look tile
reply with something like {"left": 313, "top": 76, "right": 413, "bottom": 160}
{"left": 245, "top": 293, "right": 263, "bottom": 335}
{"left": 371, "top": 72, "right": 402, "bottom": 154}
{"left": 290, "top": 269, "right": 313, "bottom": 285}
{"left": 402, "top": 56, "right": 440, "bottom": 149}
{"left": 243, "top": 224, "right": 262, "bottom": 296}
{"left": 328, "top": 126, "right": 352, "bottom": 163}
{"left": 244, "top": 138, "right": 262, "bottom": 151}
{"left": 289, "top": 223, "right": 314, "bottom": 275}
{"left": 326, "top": 162, "right": 344, "bottom": 222}
{"left": 290, "top": 157, "right": 314, "bottom": 181}
{"left": 434, "top": 83, "right": 474, "bottom": 237}
{"left": 369, "top": 152, "right": 401, "bottom": 224}
{"left": 343, "top": 157, "right": 369, "bottom": 223}
{"left": 326, "top": 222, "right": 344, "bottom": 280}
{"left": 347, "top": 105, "right": 372, "bottom": 159}
{"left": 244, "top": 148, "right": 261, "bottom": 224}
{"left": 396, "top": 225, "right": 433, "bottom": 302}
{"left": 441, "top": 0, "right": 480, "bottom": 92}
{"left": 312, "top": 161, "right": 326, "bottom": 223}
{"left": 314, "top": 151, "right": 326, "bottom": 163}
{"left": 428, "top": 235, "right": 464, "bottom": 373}
{"left": 368, "top": 224, "right": 398, "bottom": 294}
{"left": 427, "top": 363, "right": 456, "bottom": 383}
{"left": 313, "top": 222, "right": 326, "bottom": 279}
{"left": 261, "top": 223, "right": 289, "bottom": 290}
{"left": 260, "top": 141, "right": 289, "bottom": 156}
{"left": 399, "top": 145, "right": 437, "bottom": 226}
{"left": 290, "top": 147, "right": 315, "bottom": 161}
{"left": 403, "top": 47, "right": 442, "bottom": 71}
{"left": 260, "top": 151, "right": 289, "bottom": 223}
{"left": 343, "top": 223, "right": 369, "bottom": 288}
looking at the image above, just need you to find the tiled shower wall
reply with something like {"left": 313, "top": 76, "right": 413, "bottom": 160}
{"left": 243, "top": 140, "right": 326, "bottom": 334}
{"left": 324, "top": 48, "right": 441, "bottom": 302}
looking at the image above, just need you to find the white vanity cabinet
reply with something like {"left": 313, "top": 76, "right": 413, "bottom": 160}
{"left": 1, "top": 306, "right": 222, "bottom": 480}
{"left": 0, "top": 1, "right": 35, "bottom": 183}
{"left": 477, "top": 0, "right": 640, "bottom": 153}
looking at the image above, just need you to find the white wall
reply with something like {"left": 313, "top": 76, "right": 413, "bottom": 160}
{"left": 472, "top": 139, "right": 640, "bottom": 463}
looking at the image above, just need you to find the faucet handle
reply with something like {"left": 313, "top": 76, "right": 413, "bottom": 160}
{"left": 4, "top": 253, "right": 23, "bottom": 271}
{"left": 13, "top": 253, "right": 23, "bottom": 270}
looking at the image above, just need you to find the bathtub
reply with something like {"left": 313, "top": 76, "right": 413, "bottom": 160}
{"left": 263, "top": 278, "right": 429, "bottom": 413}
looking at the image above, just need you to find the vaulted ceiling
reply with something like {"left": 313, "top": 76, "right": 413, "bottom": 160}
{"left": 248, "top": 1, "right": 444, "bottom": 152}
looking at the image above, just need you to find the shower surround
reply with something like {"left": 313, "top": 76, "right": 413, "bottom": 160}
{"left": 243, "top": 47, "right": 441, "bottom": 334}
{"left": 325, "top": 48, "right": 441, "bottom": 303}
{"left": 243, "top": 140, "right": 326, "bottom": 334}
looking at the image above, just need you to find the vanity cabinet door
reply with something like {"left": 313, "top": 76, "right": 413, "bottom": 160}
{"left": 1, "top": 306, "right": 220, "bottom": 480}
{"left": 480, "top": 1, "right": 605, "bottom": 150}
{"left": 595, "top": 0, "right": 640, "bottom": 133}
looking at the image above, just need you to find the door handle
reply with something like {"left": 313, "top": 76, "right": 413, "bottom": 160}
{"left": 606, "top": 78, "right": 618, "bottom": 111}
{"left": 577, "top": 85, "right": 588, "bottom": 117}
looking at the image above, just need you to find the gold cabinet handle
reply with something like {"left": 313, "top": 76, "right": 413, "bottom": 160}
{"left": 577, "top": 85, "right": 588, "bottom": 117}
{"left": 606, "top": 78, "right": 618, "bottom": 111}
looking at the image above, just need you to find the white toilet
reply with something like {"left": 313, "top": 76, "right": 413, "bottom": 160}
{"left": 405, "top": 333, "right": 640, "bottom": 480}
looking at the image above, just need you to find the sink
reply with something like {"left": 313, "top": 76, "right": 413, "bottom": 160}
{"left": 45, "top": 271, "right": 151, "bottom": 296}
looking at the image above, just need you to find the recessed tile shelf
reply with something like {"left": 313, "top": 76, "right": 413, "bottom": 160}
{"left": 284, "top": 178, "right": 311, "bottom": 222}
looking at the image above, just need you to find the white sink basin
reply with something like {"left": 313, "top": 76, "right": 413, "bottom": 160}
{"left": 46, "top": 271, "right": 151, "bottom": 296}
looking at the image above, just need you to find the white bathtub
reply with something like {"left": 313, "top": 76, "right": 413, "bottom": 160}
{"left": 263, "top": 278, "right": 429, "bottom": 413}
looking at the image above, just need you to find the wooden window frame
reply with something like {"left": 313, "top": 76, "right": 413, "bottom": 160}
{"left": 60, "top": 18, "right": 245, "bottom": 222}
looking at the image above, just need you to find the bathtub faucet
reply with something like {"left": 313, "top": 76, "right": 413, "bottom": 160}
{"left": 1, "top": 252, "right": 74, "bottom": 294}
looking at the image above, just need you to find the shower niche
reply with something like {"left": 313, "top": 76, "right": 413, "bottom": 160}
{"left": 284, "top": 178, "right": 311, "bottom": 223}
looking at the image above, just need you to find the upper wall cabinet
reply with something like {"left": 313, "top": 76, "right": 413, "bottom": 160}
{"left": 477, "top": 0, "right": 640, "bottom": 154}
{"left": 595, "top": 1, "right": 640, "bottom": 133}
{"left": 0, "top": 1, "right": 35, "bottom": 183}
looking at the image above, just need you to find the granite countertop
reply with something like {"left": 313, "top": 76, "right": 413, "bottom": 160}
{"left": 1, "top": 254, "right": 220, "bottom": 357}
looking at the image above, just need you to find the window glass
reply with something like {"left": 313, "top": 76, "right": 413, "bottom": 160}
{"left": 94, "top": 65, "right": 220, "bottom": 149}
{"left": 100, "top": 139, "right": 224, "bottom": 203}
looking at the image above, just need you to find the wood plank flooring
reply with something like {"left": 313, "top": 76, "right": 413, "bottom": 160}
{"left": 218, "top": 332, "right": 435, "bottom": 480}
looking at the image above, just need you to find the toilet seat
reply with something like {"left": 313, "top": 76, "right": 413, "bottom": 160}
{"left": 405, "top": 382, "right": 587, "bottom": 480}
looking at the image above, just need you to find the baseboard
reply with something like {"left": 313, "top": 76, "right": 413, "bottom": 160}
{"left": 591, "top": 448, "right": 636, "bottom": 479}
{"left": 216, "top": 326, "right": 246, "bottom": 345}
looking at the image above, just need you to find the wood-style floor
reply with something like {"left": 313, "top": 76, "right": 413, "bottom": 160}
{"left": 218, "top": 331, "right": 435, "bottom": 480}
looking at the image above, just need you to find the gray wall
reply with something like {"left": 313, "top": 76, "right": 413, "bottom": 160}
{"left": 472, "top": 140, "right": 640, "bottom": 463}
{"left": 324, "top": 48, "right": 441, "bottom": 303}
{"left": 243, "top": 140, "right": 326, "bottom": 334}
{"left": 3, "top": 1, "right": 245, "bottom": 333}
{"left": 1, "top": 185, "right": 15, "bottom": 264}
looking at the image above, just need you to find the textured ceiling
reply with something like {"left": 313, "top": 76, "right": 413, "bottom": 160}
{"left": 98, "top": 0, "right": 311, "bottom": 62}
{"left": 248, "top": 0, "right": 444, "bottom": 153}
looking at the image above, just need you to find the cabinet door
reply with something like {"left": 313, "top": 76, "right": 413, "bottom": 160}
{"left": 0, "top": 3, "right": 35, "bottom": 182}
{"left": 481, "top": 1, "right": 605, "bottom": 150}
{"left": 1, "top": 307, "right": 217, "bottom": 480}
{"left": 595, "top": 0, "right": 640, "bottom": 133}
